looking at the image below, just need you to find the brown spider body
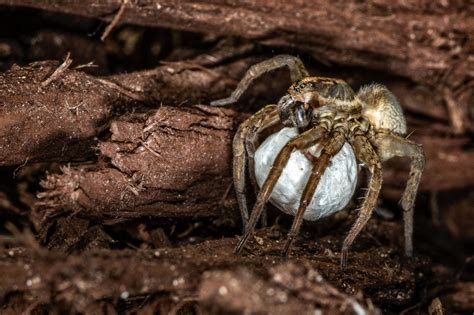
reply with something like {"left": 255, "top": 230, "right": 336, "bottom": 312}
{"left": 281, "top": 77, "right": 406, "bottom": 138}
{"left": 211, "top": 55, "right": 424, "bottom": 268}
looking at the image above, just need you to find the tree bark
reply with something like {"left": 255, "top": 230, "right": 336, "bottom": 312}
{"left": 2, "top": 0, "right": 472, "bottom": 132}
{"left": 0, "top": 58, "right": 237, "bottom": 166}
{"left": 36, "top": 105, "right": 239, "bottom": 226}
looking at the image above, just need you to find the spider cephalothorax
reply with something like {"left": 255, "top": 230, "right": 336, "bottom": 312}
{"left": 277, "top": 77, "right": 357, "bottom": 129}
{"left": 211, "top": 55, "right": 425, "bottom": 267}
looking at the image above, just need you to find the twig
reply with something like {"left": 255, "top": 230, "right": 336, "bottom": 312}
{"left": 13, "top": 157, "right": 29, "bottom": 178}
{"left": 41, "top": 52, "right": 72, "bottom": 87}
{"left": 142, "top": 143, "right": 162, "bottom": 158}
{"left": 96, "top": 78, "right": 147, "bottom": 101}
{"left": 74, "top": 61, "right": 98, "bottom": 69}
{"left": 160, "top": 60, "right": 219, "bottom": 76}
{"left": 101, "top": 0, "right": 129, "bottom": 41}
{"left": 219, "top": 182, "right": 233, "bottom": 205}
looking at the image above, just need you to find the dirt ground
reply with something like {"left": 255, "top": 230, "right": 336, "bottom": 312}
{"left": 0, "top": 3, "right": 473, "bottom": 314}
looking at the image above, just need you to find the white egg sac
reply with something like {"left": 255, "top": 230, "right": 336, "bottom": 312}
{"left": 254, "top": 127, "right": 358, "bottom": 221}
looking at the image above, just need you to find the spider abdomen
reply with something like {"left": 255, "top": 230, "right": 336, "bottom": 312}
{"left": 254, "top": 128, "right": 358, "bottom": 221}
{"left": 358, "top": 84, "right": 407, "bottom": 135}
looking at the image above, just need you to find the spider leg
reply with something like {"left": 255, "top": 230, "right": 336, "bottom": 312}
{"left": 234, "top": 126, "right": 327, "bottom": 255}
{"left": 341, "top": 135, "right": 382, "bottom": 268}
{"left": 244, "top": 110, "right": 280, "bottom": 228}
{"left": 371, "top": 133, "right": 425, "bottom": 257}
{"left": 233, "top": 105, "right": 280, "bottom": 228}
{"left": 282, "top": 132, "right": 346, "bottom": 256}
{"left": 211, "top": 55, "right": 309, "bottom": 106}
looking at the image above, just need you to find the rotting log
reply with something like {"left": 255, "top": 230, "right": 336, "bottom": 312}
{"left": 0, "top": 58, "right": 237, "bottom": 166}
{"left": 0, "top": 55, "right": 467, "bottom": 169}
{"left": 36, "top": 105, "right": 239, "bottom": 226}
{"left": 35, "top": 105, "right": 474, "bottom": 228}
{"left": 0, "top": 58, "right": 470, "bottom": 239}
{"left": 1, "top": 0, "right": 472, "bottom": 133}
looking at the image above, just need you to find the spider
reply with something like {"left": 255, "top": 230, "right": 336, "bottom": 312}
{"left": 211, "top": 55, "right": 425, "bottom": 267}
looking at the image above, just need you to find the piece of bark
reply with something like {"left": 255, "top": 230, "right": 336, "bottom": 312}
{"left": 0, "top": 58, "right": 236, "bottom": 166}
{"left": 200, "top": 262, "right": 379, "bottom": 314}
{"left": 3, "top": 0, "right": 472, "bottom": 132}
{"left": 36, "top": 105, "right": 238, "bottom": 226}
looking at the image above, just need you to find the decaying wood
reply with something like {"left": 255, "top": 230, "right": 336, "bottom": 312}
{"left": 0, "top": 61, "right": 113, "bottom": 165}
{"left": 1, "top": 231, "right": 421, "bottom": 313}
{"left": 36, "top": 106, "right": 238, "bottom": 226}
{"left": 35, "top": 104, "right": 474, "bottom": 230}
{"left": 2, "top": 0, "right": 472, "bottom": 133}
{"left": 0, "top": 54, "right": 465, "bottom": 169}
{"left": 0, "top": 58, "right": 237, "bottom": 166}
{"left": 1, "top": 54, "right": 471, "bottom": 251}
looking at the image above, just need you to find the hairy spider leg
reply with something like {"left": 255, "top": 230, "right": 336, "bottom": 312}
{"left": 341, "top": 135, "right": 382, "bottom": 268}
{"left": 372, "top": 133, "right": 425, "bottom": 257}
{"left": 282, "top": 132, "right": 346, "bottom": 256}
{"left": 234, "top": 126, "right": 327, "bottom": 255}
{"left": 245, "top": 109, "right": 280, "bottom": 227}
{"left": 210, "top": 55, "right": 309, "bottom": 106}
{"left": 233, "top": 105, "right": 280, "bottom": 228}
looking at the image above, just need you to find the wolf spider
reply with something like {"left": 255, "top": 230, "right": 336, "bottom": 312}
{"left": 211, "top": 55, "right": 425, "bottom": 267}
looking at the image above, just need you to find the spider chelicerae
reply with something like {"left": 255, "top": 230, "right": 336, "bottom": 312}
{"left": 211, "top": 55, "right": 425, "bottom": 267}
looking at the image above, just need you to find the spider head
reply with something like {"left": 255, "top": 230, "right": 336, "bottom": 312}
{"left": 278, "top": 77, "right": 357, "bottom": 128}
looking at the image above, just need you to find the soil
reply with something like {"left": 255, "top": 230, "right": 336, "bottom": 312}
{"left": 0, "top": 4, "right": 473, "bottom": 315}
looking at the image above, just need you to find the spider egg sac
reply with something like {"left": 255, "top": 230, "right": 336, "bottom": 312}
{"left": 254, "top": 127, "right": 358, "bottom": 221}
